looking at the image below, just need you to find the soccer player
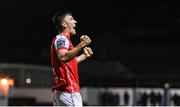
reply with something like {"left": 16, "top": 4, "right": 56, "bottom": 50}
{"left": 50, "top": 10, "right": 93, "bottom": 106}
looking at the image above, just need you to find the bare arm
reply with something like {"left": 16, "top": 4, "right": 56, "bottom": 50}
{"left": 57, "top": 35, "right": 91, "bottom": 63}
{"left": 76, "top": 54, "right": 87, "bottom": 64}
{"left": 76, "top": 47, "right": 93, "bottom": 64}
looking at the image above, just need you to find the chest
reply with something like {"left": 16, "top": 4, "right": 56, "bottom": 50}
{"left": 68, "top": 41, "right": 74, "bottom": 50}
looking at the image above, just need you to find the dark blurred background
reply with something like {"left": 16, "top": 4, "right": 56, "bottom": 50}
{"left": 1, "top": 0, "right": 180, "bottom": 88}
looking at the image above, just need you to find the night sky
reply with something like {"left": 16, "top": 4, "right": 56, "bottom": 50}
{"left": 1, "top": 0, "right": 180, "bottom": 87}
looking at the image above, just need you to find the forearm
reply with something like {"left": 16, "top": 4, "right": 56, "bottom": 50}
{"left": 59, "top": 42, "right": 86, "bottom": 63}
{"left": 76, "top": 54, "right": 87, "bottom": 64}
{"left": 76, "top": 47, "right": 93, "bottom": 64}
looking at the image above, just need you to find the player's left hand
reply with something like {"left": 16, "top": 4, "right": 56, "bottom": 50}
{"left": 83, "top": 47, "right": 93, "bottom": 58}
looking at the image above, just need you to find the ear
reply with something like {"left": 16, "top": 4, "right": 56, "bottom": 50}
{"left": 61, "top": 22, "right": 66, "bottom": 27}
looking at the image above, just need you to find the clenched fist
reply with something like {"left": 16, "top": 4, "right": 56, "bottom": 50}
{"left": 80, "top": 35, "right": 91, "bottom": 47}
{"left": 83, "top": 47, "right": 93, "bottom": 58}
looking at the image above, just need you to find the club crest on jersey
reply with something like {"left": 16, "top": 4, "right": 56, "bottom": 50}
{"left": 57, "top": 38, "right": 66, "bottom": 48}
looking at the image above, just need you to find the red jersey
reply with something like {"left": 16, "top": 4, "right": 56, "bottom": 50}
{"left": 50, "top": 33, "right": 80, "bottom": 92}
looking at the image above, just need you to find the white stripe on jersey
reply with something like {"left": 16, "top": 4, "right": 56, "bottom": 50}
{"left": 65, "top": 63, "right": 74, "bottom": 92}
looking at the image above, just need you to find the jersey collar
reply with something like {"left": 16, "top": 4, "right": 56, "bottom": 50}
{"left": 60, "top": 32, "right": 70, "bottom": 40}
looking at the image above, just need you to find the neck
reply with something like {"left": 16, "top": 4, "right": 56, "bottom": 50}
{"left": 60, "top": 31, "right": 70, "bottom": 37}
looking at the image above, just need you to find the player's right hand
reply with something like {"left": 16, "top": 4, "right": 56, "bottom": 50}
{"left": 80, "top": 35, "right": 91, "bottom": 46}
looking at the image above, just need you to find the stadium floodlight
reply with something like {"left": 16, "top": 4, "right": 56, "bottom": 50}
{"left": 0, "top": 77, "right": 14, "bottom": 96}
{"left": 1, "top": 78, "right": 8, "bottom": 85}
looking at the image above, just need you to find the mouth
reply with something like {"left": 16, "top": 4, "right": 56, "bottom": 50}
{"left": 73, "top": 24, "right": 76, "bottom": 28}
{"left": 72, "top": 25, "right": 76, "bottom": 32}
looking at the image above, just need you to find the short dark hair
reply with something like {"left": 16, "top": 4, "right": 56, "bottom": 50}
{"left": 51, "top": 10, "right": 72, "bottom": 31}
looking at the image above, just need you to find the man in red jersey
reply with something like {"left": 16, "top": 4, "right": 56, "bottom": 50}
{"left": 51, "top": 10, "right": 93, "bottom": 106}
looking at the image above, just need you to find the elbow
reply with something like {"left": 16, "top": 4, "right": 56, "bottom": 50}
{"left": 58, "top": 56, "right": 69, "bottom": 63}
{"left": 59, "top": 57, "right": 68, "bottom": 63}
{"left": 57, "top": 51, "right": 70, "bottom": 63}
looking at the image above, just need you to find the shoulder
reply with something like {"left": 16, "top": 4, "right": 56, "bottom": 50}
{"left": 54, "top": 35, "right": 70, "bottom": 49}
{"left": 55, "top": 35, "right": 68, "bottom": 42}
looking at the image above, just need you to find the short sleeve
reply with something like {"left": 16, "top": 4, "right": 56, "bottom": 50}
{"left": 54, "top": 36, "right": 69, "bottom": 50}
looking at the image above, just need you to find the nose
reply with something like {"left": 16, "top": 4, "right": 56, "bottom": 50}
{"left": 74, "top": 20, "right": 77, "bottom": 24}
